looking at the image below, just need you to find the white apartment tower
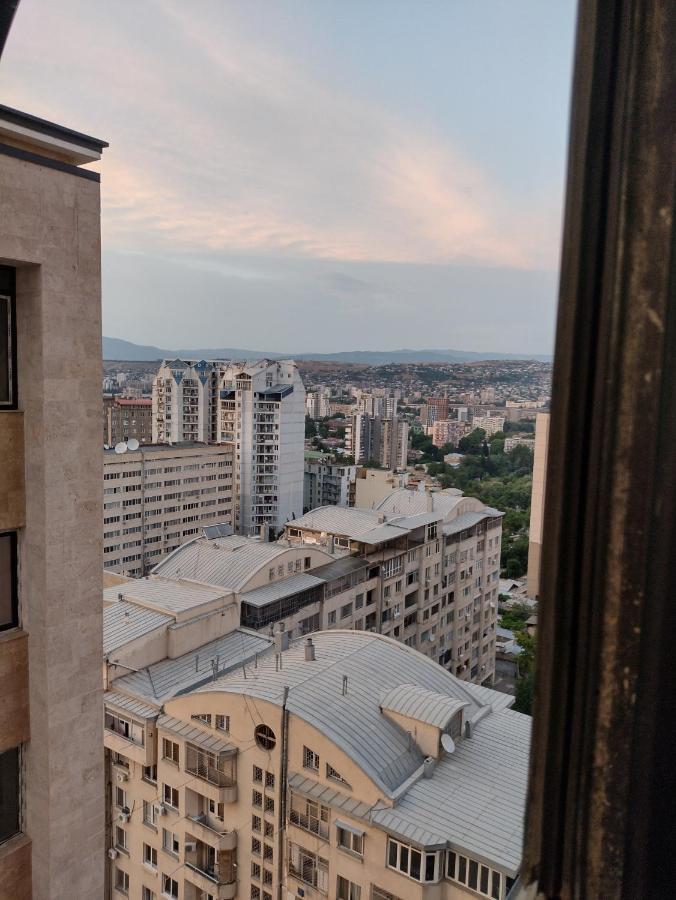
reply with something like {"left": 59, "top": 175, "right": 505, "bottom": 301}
{"left": 153, "top": 359, "right": 219, "bottom": 444}
{"left": 152, "top": 358, "right": 306, "bottom": 535}
{"left": 217, "top": 359, "right": 306, "bottom": 535}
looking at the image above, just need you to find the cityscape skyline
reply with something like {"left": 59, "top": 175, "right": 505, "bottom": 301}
{"left": 3, "top": 0, "right": 576, "bottom": 354}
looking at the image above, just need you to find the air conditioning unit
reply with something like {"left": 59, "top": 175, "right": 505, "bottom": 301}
{"left": 185, "top": 841, "right": 198, "bottom": 852}
{"left": 117, "top": 812, "right": 130, "bottom": 823}
{"left": 116, "top": 772, "right": 128, "bottom": 783}
{"left": 153, "top": 802, "right": 167, "bottom": 816}
{"left": 108, "top": 848, "right": 119, "bottom": 860}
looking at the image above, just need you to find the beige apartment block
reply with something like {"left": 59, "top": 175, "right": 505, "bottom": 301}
{"left": 0, "top": 104, "right": 107, "bottom": 897}
{"left": 104, "top": 395, "right": 153, "bottom": 446}
{"left": 353, "top": 468, "right": 409, "bottom": 509}
{"left": 104, "top": 442, "right": 235, "bottom": 577}
{"left": 102, "top": 624, "right": 529, "bottom": 900}
{"left": 527, "top": 412, "right": 550, "bottom": 599}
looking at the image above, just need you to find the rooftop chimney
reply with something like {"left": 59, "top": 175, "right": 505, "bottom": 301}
{"left": 274, "top": 622, "right": 289, "bottom": 653}
{"left": 423, "top": 757, "right": 436, "bottom": 778}
{"left": 304, "top": 637, "right": 316, "bottom": 662}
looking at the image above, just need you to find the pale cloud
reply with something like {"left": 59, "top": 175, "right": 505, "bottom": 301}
{"left": 3, "top": 0, "right": 556, "bottom": 270}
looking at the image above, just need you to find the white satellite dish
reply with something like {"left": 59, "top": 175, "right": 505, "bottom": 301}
{"left": 114, "top": 442, "right": 128, "bottom": 454}
{"left": 127, "top": 438, "right": 140, "bottom": 451}
{"left": 441, "top": 733, "right": 456, "bottom": 754}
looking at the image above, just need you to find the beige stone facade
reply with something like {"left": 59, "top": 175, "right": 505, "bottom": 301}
{"left": 103, "top": 443, "right": 235, "bottom": 576}
{"left": 0, "top": 106, "right": 107, "bottom": 897}
{"left": 527, "top": 412, "right": 550, "bottom": 599}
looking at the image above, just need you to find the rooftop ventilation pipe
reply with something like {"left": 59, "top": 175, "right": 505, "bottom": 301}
{"left": 274, "top": 622, "right": 289, "bottom": 653}
{"left": 423, "top": 757, "right": 436, "bottom": 778}
{"left": 304, "top": 637, "right": 316, "bottom": 662}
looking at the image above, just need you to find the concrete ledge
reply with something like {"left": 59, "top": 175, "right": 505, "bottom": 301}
{"left": 0, "top": 833, "right": 32, "bottom": 900}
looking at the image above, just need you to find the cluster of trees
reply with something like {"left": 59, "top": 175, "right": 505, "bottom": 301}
{"left": 498, "top": 602, "right": 536, "bottom": 715}
{"left": 415, "top": 427, "right": 534, "bottom": 577}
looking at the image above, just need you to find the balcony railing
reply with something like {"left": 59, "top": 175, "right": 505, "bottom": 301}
{"left": 289, "top": 808, "right": 329, "bottom": 840}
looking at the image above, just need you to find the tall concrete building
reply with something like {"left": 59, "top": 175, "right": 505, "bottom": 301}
{"left": 104, "top": 395, "right": 153, "bottom": 446}
{"left": 346, "top": 414, "right": 408, "bottom": 469}
{"left": 0, "top": 104, "right": 107, "bottom": 897}
{"left": 217, "top": 359, "right": 305, "bottom": 536}
{"left": 527, "top": 412, "right": 550, "bottom": 598}
{"left": 153, "top": 359, "right": 220, "bottom": 444}
{"left": 305, "top": 389, "right": 330, "bottom": 419}
{"left": 103, "top": 443, "right": 235, "bottom": 576}
{"left": 152, "top": 358, "right": 306, "bottom": 535}
{"left": 471, "top": 415, "right": 506, "bottom": 437}
{"left": 304, "top": 452, "right": 356, "bottom": 511}
{"left": 432, "top": 419, "right": 471, "bottom": 448}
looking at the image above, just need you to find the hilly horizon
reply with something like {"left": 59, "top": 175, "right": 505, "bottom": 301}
{"left": 103, "top": 336, "right": 553, "bottom": 365}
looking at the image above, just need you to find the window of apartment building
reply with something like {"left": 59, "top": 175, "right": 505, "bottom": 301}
{"left": 162, "top": 784, "right": 179, "bottom": 809}
{"left": 115, "top": 826, "right": 128, "bottom": 853}
{"left": 252, "top": 789, "right": 263, "bottom": 808}
{"left": 254, "top": 724, "right": 276, "bottom": 750}
{"left": 264, "top": 795, "right": 275, "bottom": 815}
{"left": 161, "top": 875, "right": 178, "bottom": 899}
{"left": 115, "top": 786, "right": 127, "bottom": 809}
{"left": 326, "top": 762, "right": 350, "bottom": 787}
{"left": 289, "top": 793, "right": 329, "bottom": 838}
{"left": 162, "top": 828, "right": 179, "bottom": 858}
{"left": 303, "top": 746, "right": 319, "bottom": 771}
{"left": 264, "top": 820, "right": 274, "bottom": 839}
{"left": 354, "top": 592, "right": 364, "bottom": 609}
{"left": 251, "top": 888, "right": 261, "bottom": 900}
{"left": 0, "top": 746, "right": 20, "bottom": 844}
{"left": 265, "top": 771, "right": 275, "bottom": 789}
{"left": 143, "top": 843, "right": 157, "bottom": 869}
{"left": 252, "top": 836, "right": 262, "bottom": 856}
{"left": 191, "top": 713, "right": 212, "bottom": 726}
{"left": 252, "top": 814, "right": 262, "bottom": 833}
{"left": 263, "top": 843, "right": 274, "bottom": 861}
{"left": 162, "top": 739, "right": 179, "bottom": 765}
{"left": 114, "top": 867, "right": 129, "bottom": 895}
{"left": 0, "top": 532, "right": 18, "bottom": 631}
{"left": 288, "top": 844, "right": 329, "bottom": 892}
{"left": 141, "top": 888, "right": 156, "bottom": 900}
{"left": 387, "top": 838, "right": 440, "bottom": 883}
{"left": 340, "top": 602, "right": 352, "bottom": 619}
{"left": 337, "top": 875, "right": 362, "bottom": 900}
{"left": 327, "top": 610, "right": 336, "bottom": 626}
{"left": 337, "top": 824, "right": 363, "bottom": 856}
{"left": 372, "top": 888, "right": 403, "bottom": 900}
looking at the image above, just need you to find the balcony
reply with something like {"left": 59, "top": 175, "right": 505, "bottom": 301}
{"left": 184, "top": 840, "right": 236, "bottom": 899}
{"left": 185, "top": 743, "right": 237, "bottom": 804}
{"left": 288, "top": 807, "right": 329, "bottom": 840}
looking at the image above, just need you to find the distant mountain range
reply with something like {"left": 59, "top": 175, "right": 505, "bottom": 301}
{"left": 103, "top": 336, "right": 552, "bottom": 365}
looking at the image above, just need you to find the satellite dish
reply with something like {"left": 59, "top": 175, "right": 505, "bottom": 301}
{"left": 127, "top": 438, "right": 140, "bottom": 451}
{"left": 114, "top": 442, "right": 128, "bottom": 454}
{"left": 441, "top": 733, "right": 456, "bottom": 754}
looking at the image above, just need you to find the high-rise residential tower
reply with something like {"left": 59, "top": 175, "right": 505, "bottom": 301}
{"left": 0, "top": 103, "right": 107, "bottom": 898}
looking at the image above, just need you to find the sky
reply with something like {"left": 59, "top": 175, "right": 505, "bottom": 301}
{"left": 1, "top": 0, "right": 576, "bottom": 355}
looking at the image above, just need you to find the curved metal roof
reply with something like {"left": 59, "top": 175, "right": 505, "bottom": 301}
{"left": 380, "top": 683, "right": 469, "bottom": 730}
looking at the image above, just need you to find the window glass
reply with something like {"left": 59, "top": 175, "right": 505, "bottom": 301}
{"left": 410, "top": 849, "right": 421, "bottom": 880}
{"left": 0, "top": 746, "right": 20, "bottom": 844}
{"left": 388, "top": 840, "right": 397, "bottom": 868}
{"left": 468, "top": 859, "right": 479, "bottom": 889}
{"left": 0, "top": 278, "right": 15, "bottom": 408}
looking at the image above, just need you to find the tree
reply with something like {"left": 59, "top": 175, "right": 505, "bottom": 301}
{"left": 513, "top": 631, "right": 537, "bottom": 715}
{"left": 305, "top": 415, "right": 316, "bottom": 438}
{"left": 458, "top": 427, "right": 486, "bottom": 454}
{"left": 362, "top": 458, "right": 383, "bottom": 469}
{"left": 505, "top": 557, "right": 523, "bottom": 579}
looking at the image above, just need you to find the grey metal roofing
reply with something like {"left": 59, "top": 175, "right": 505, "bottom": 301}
{"left": 202, "top": 522, "right": 233, "bottom": 540}
{"left": 191, "top": 631, "right": 502, "bottom": 797}
{"left": 240, "top": 573, "right": 324, "bottom": 608}
{"left": 103, "top": 602, "right": 172, "bottom": 654}
{"left": 104, "top": 691, "right": 159, "bottom": 720}
{"left": 370, "top": 708, "right": 531, "bottom": 875}
{"left": 287, "top": 772, "right": 372, "bottom": 822}
{"left": 380, "top": 684, "right": 469, "bottom": 729}
{"left": 291, "top": 506, "right": 383, "bottom": 536}
{"left": 351, "top": 523, "right": 408, "bottom": 545}
{"left": 157, "top": 714, "right": 235, "bottom": 755}
{"left": 311, "top": 556, "right": 369, "bottom": 582}
{"left": 443, "top": 509, "right": 502, "bottom": 536}
{"left": 375, "top": 488, "right": 464, "bottom": 517}
{"left": 103, "top": 577, "right": 228, "bottom": 614}
{"left": 112, "top": 629, "right": 272, "bottom": 704}
{"left": 152, "top": 536, "right": 293, "bottom": 590}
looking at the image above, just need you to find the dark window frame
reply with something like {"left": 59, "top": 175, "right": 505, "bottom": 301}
{"left": 0, "top": 745, "right": 21, "bottom": 845}
{"left": 0, "top": 265, "right": 17, "bottom": 410}
{"left": 0, "top": 531, "right": 18, "bottom": 631}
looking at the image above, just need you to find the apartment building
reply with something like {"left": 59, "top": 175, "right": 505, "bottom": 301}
{"left": 104, "top": 443, "right": 235, "bottom": 577}
{"left": 471, "top": 416, "right": 506, "bottom": 437}
{"left": 354, "top": 468, "right": 409, "bottom": 509}
{"left": 104, "top": 395, "right": 153, "bottom": 446}
{"left": 431, "top": 419, "right": 471, "bottom": 449}
{"left": 103, "top": 621, "right": 529, "bottom": 900}
{"left": 151, "top": 485, "right": 502, "bottom": 684}
{"left": 420, "top": 397, "right": 449, "bottom": 428}
{"left": 153, "top": 358, "right": 305, "bottom": 535}
{"left": 217, "top": 360, "right": 305, "bottom": 536}
{"left": 304, "top": 452, "right": 356, "bottom": 511}
{"left": 345, "top": 415, "right": 409, "bottom": 469}
{"left": 305, "top": 389, "right": 331, "bottom": 419}
{"left": 0, "top": 104, "right": 107, "bottom": 897}
{"left": 504, "top": 436, "right": 536, "bottom": 452}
